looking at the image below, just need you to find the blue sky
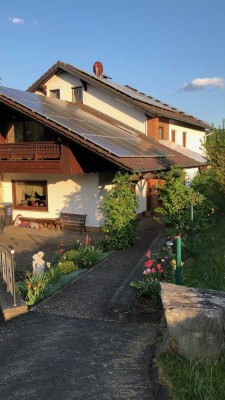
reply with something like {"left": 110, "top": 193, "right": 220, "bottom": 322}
{"left": 1, "top": 0, "right": 225, "bottom": 127}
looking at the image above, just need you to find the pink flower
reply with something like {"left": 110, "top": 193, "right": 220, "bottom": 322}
{"left": 157, "top": 263, "right": 161, "bottom": 270}
{"left": 143, "top": 268, "right": 151, "bottom": 275}
{"left": 151, "top": 268, "right": 156, "bottom": 273}
{"left": 159, "top": 269, "right": 163, "bottom": 273}
{"left": 144, "top": 259, "right": 153, "bottom": 268}
{"left": 146, "top": 250, "right": 151, "bottom": 258}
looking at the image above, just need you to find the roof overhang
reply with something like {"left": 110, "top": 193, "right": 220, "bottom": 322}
{"left": 0, "top": 87, "right": 207, "bottom": 175}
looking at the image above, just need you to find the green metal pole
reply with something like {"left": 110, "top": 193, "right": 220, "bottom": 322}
{"left": 176, "top": 236, "right": 182, "bottom": 285}
{"left": 190, "top": 204, "right": 194, "bottom": 252}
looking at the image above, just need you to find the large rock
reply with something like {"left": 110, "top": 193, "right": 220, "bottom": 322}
{"left": 158, "top": 282, "right": 225, "bottom": 360}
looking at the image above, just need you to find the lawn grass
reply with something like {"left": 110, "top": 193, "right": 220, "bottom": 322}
{"left": 183, "top": 215, "right": 225, "bottom": 291}
{"left": 158, "top": 354, "right": 225, "bottom": 400}
{"left": 158, "top": 353, "right": 225, "bottom": 400}
{"left": 158, "top": 206, "right": 225, "bottom": 399}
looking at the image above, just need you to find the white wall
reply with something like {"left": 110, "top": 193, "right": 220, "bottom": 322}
{"left": 185, "top": 167, "right": 199, "bottom": 185}
{"left": 42, "top": 72, "right": 83, "bottom": 102}
{"left": 3, "top": 173, "right": 101, "bottom": 227}
{"left": 86, "top": 85, "right": 146, "bottom": 133}
{"left": 169, "top": 123, "right": 205, "bottom": 155}
{"left": 136, "top": 179, "right": 147, "bottom": 213}
{"left": 2, "top": 171, "right": 148, "bottom": 227}
{"left": 38, "top": 72, "right": 146, "bottom": 134}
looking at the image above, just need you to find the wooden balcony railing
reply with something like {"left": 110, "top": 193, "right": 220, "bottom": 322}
{"left": 0, "top": 142, "right": 61, "bottom": 161}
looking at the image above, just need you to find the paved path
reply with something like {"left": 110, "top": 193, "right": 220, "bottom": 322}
{"left": 0, "top": 314, "right": 159, "bottom": 400}
{"left": 0, "top": 216, "right": 166, "bottom": 400}
{"left": 34, "top": 219, "right": 162, "bottom": 320}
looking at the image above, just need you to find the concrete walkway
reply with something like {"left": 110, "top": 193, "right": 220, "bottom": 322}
{"left": 0, "top": 216, "right": 167, "bottom": 400}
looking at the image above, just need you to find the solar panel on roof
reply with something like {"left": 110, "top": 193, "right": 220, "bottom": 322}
{"left": 106, "top": 81, "right": 182, "bottom": 112}
{"left": 0, "top": 86, "right": 172, "bottom": 158}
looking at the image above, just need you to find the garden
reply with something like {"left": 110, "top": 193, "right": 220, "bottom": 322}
{"left": 129, "top": 148, "right": 225, "bottom": 399}
{"left": 14, "top": 138, "right": 225, "bottom": 399}
{"left": 16, "top": 240, "right": 107, "bottom": 307}
{"left": 15, "top": 171, "right": 137, "bottom": 307}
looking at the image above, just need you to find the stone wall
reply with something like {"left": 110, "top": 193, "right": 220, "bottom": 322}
{"left": 158, "top": 282, "right": 225, "bottom": 360}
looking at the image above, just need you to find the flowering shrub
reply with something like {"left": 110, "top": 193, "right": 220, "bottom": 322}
{"left": 16, "top": 241, "right": 104, "bottom": 307}
{"left": 17, "top": 272, "right": 48, "bottom": 306}
{"left": 130, "top": 246, "right": 180, "bottom": 300}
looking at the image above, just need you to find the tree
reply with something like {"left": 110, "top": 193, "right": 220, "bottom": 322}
{"left": 205, "top": 120, "right": 225, "bottom": 193}
{"left": 101, "top": 172, "right": 138, "bottom": 250}
{"left": 155, "top": 166, "right": 211, "bottom": 236}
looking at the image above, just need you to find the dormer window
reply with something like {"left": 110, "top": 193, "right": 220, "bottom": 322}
{"left": 72, "top": 86, "right": 83, "bottom": 103}
{"left": 50, "top": 89, "right": 60, "bottom": 99}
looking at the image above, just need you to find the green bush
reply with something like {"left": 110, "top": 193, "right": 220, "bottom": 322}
{"left": 101, "top": 172, "right": 138, "bottom": 250}
{"left": 57, "top": 260, "right": 78, "bottom": 274}
{"left": 72, "top": 245, "right": 103, "bottom": 268}
{"left": 63, "top": 249, "right": 79, "bottom": 262}
{"left": 155, "top": 166, "right": 213, "bottom": 237}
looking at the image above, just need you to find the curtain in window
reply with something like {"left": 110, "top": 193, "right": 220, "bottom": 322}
{"left": 25, "top": 182, "right": 45, "bottom": 196}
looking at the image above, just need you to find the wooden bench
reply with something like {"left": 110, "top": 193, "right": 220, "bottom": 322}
{"left": 59, "top": 213, "right": 87, "bottom": 233}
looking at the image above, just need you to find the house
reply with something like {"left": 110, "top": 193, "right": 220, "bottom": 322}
{"left": 0, "top": 61, "right": 211, "bottom": 230}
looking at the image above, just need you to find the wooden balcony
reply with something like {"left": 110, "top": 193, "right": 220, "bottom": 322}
{"left": 0, "top": 142, "right": 63, "bottom": 173}
{"left": 0, "top": 142, "right": 61, "bottom": 161}
{"left": 0, "top": 141, "right": 86, "bottom": 174}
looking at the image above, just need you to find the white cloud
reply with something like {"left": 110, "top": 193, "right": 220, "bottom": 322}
{"left": 8, "top": 17, "right": 24, "bottom": 25}
{"left": 181, "top": 77, "right": 225, "bottom": 91}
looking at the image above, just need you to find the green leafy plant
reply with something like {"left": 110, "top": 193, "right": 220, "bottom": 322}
{"left": 130, "top": 248, "right": 175, "bottom": 301}
{"left": 70, "top": 245, "right": 103, "bottom": 268}
{"left": 155, "top": 166, "right": 212, "bottom": 237}
{"left": 17, "top": 272, "right": 48, "bottom": 306}
{"left": 204, "top": 120, "right": 225, "bottom": 193}
{"left": 130, "top": 279, "right": 161, "bottom": 301}
{"left": 45, "top": 262, "right": 61, "bottom": 283}
{"left": 101, "top": 172, "right": 138, "bottom": 250}
{"left": 57, "top": 260, "right": 78, "bottom": 274}
{"left": 62, "top": 249, "right": 79, "bottom": 262}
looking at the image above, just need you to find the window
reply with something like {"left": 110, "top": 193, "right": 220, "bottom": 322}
{"left": 171, "top": 130, "right": 176, "bottom": 143}
{"left": 182, "top": 132, "right": 187, "bottom": 147}
{"left": 14, "top": 121, "right": 46, "bottom": 142}
{"left": 50, "top": 89, "right": 60, "bottom": 99}
{"left": 12, "top": 180, "right": 48, "bottom": 210}
{"left": 158, "top": 127, "right": 164, "bottom": 140}
{"left": 72, "top": 86, "right": 83, "bottom": 103}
